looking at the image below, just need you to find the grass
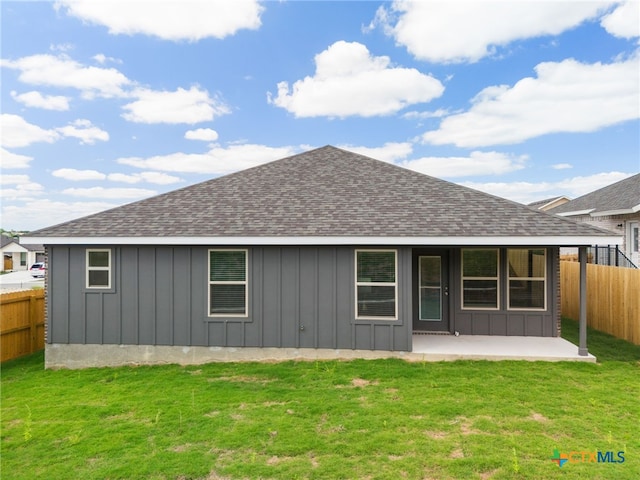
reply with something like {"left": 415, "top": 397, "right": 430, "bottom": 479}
{"left": 1, "top": 319, "right": 639, "bottom": 480}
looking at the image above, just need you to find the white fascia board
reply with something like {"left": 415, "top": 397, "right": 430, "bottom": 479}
{"left": 590, "top": 204, "right": 640, "bottom": 217}
{"left": 555, "top": 209, "right": 595, "bottom": 217}
{"left": 21, "top": 235, "right": 623, "bottom": 246}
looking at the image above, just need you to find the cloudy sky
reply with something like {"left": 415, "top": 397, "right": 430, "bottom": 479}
{"left": 1, "top": 0, "right": 639, "bottom": 231}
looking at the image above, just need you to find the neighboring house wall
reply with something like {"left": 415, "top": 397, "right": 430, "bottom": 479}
{"left": 562, "top": 212, "right": 639, "bottom": 261}
{"left": 48, "top": 245, "right": 560, "bottom": 352}
{"left": 1, "top": 244, "right": 28, "bottom": 271}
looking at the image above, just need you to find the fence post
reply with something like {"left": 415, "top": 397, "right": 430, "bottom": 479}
{"left": 29, "top": 292, "right": 37, "bottom": 355}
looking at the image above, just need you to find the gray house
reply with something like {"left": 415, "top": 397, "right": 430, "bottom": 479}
{"left": 23, "top": 146, "right": 619, "bottom": 367}
{"left": 548, "top": 173, "right": 639, "bottom": 267}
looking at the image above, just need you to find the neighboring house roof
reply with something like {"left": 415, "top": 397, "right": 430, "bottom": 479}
{"left": 24, "top": 146, "right": 620, "bottom": 246}
{"left": 550, "top": 173, "right": 640, "bottom": 217}
{"left": 1, "top": 234, "right": 17, "bottom": 249}
{"left": 527, "top": 196, "right": 570, "bottom": 211}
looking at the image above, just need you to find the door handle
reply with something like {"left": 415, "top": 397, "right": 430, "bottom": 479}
{"left": 444, "top": 285, "right": 449, "bottom": 296}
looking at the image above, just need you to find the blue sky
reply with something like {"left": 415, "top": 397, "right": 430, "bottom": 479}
{"left": 1, "top": 0, "right": 639, "bottom": 231}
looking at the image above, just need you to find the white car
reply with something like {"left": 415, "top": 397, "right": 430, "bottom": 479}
{"left": 29, "top": 262, "right": 46, "bottom": 278}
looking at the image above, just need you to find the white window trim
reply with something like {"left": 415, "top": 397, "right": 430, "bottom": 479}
{"left": 355, "top": 249, "right": 398, "bottom": 321}
{"left": 208, "top": 249, "right": 248, "bottom": 318}
{"left": 507, "top": 248, "right": 547, "bottom": 311}
{"left": 461, "top": 248, "right": 500, "bottom": 311}
{"left": 86, "top": 248, "right": 111, "bottom": 289}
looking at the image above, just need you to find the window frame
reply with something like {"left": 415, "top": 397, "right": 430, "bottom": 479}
{"left": 355, "top": 249, "right": 398, "bottom": 321}
{"left": 208, "top": 249, "right": 249, "bottom": 318}
{"left": 86, "top": 248, "right": 112, "bottom": 289}
{"left": 461, "top": 248, "right": 500, "bottom": 310}
{"left": 507, "top": 248, "right": 547, "bottom": 311}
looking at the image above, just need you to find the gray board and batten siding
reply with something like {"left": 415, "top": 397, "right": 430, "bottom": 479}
{"left": 48, "top": 244, "right": 559, "bottom": 352}
{"left": 48, "top": 245, "right": 413, "bottom": 351}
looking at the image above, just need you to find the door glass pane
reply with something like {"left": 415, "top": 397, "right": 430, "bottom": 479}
{"left": 419, "top": 256, "right": 441, "bottom": 321}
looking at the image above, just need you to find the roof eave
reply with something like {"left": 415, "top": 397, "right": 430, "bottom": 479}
{"left": 21, "top": 235, "right": 623, "bottom": 247}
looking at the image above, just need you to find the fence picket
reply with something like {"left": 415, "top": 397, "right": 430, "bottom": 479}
{"left": 0, "top": 290, "right": 45, "bottom": 362}
{"left": 561, "top": 261, "right": 640, "bottom": 345}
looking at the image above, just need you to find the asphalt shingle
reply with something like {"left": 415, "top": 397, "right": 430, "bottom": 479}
{"left": 29, "top": 146, "right": 616, "bottom": 239}
{"left": 550, "top": 173, "right": 640, "bottom": 215}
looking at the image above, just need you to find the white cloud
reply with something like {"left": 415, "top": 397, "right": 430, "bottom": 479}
{"left": 461, "top": 171, "right": 634, "bottom": 205}
{"left": 0, "top": 148, "right": 33, "bottom": 169}
{"left": 423, "top": 56, "right": 640, "bottom": 147}
{"left": 0, "top": 114, "right": 60, "bottom": 148}
{"left": 402, "top": 109, "right": 450, "bottom": 120}
{"left": 2, "top": 199, "right": 118, "bottom": 231}
{"left": 552, "top": 163, "right": 573, "bottom": 170}
{"left": 107, "top": 171, "right": 182, "bottom": 185}
{"left": 122, "top": 86, "right": 229, "bottom": 124}
{"left": 11, "top": 90, "right": 70, "bottom": 110}
{"left": 92, "top": 53, "right": 121, "bottom": 64}
{"left": 0, "top": 175, "right": 44, "bottom": 200}
{"left": 185, "top": 128, "right": 219, "bottom": 141}
{"left": 379, "top": 0, "right": 610, "bottom": 63}
{"left": 56, "top": 119, "right": 109, "bottom": 144}
{"left": 337, "top": 142, "right": 413, "bottom": 163}
{"left": 268, "top": 41, "right": 444, "bottom": 118}
{"left": 52, "top": 168, "right": 107, "bottom": 181}
{"left": 56, "top": 0, "right": 263, "bottom": 41}
{"left": 1, "top": 174, "right": 31, "bottom": 185}
{"left": 62, "top": 186, "right": 156, "bottom": 199}
{"left": 118, "top": 144, "right": 299, "bottom": 175}
{"left": 1, "top": 54, "right": 130, "bottom": 98}
{"left": 401, "top": 151, "right": 528, "bottom": 178}
{"left": 601, "top": 0, "right": 640, "bottom": 39}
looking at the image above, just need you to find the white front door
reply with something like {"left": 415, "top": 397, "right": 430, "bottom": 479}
{"left": 629, "top": 221, "right": 639, "bottom": 267}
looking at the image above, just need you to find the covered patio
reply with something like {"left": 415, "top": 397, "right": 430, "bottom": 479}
{"left": 410, "top": 334, "right": 596, "bottom": 362}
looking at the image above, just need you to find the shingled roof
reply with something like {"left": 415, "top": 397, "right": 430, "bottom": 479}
{"left": 549, "top": 173, "right": 640, "bottom": 216}
{"left": 25, "top": 146, "right": 619, "bottom": 245}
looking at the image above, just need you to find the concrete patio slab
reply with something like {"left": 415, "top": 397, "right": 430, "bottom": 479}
{"left": 411, "top": 334, "right": 596, "bottom": 362}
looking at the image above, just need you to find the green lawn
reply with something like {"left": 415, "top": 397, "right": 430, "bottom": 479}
{"left": 1, "top": 319, "right": 638, "bottom": 480}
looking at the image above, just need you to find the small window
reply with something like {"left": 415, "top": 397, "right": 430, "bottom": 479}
{"left": 508, "top": 249, "right": 546, "bottom": 310}
{"left": 355, "top": 250, "right": 397, "bottom": 320}
{"left": 20, "top": 252, "right": 27, "bottom": 266}
{"left": 86, "top": 249, "right": 111, "bottom": 289}
{"left": 461, "top": 249, "right": 499, "bottom": 309}
{"left": 209, "top": 250, "right": 248, "bottom": 317}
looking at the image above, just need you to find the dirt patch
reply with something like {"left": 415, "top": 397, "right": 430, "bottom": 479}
{"left": 424, "top": 430, "right": 448, "bottom": 439}
{"left": 352, "top": 378, "right": 377, "bottom": 387}
{"left": 529, "top": 412, "right": 548, "bottom": 422}
{"left": 479, "top": 469, "right": 500, "bottom": 479}
{"left": 263, "top": 401, "right": 286, "bottom": 407}
{"left": 170, "top": 443, "right": 193, "bottom": 453}
{"left": 450, "top": 448, "right": 464, "bottom": 459}
{"left": 209, "top": 375, "right": 274, "bottom": 384}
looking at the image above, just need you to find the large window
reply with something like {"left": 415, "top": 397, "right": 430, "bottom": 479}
{"left": 86, "top": 249, "right": 111, "bottom": 289}
{"left": 355, "top": 250, "right": 397, "bottom": 320}
{"left": 508, "top": 249, "right": 546, "bottom": 310}
{"left": 209, "top": 250, "right": 248, "bottom": 317}
{"left": 461, "top": 249, "right": 498, "bottom": 309}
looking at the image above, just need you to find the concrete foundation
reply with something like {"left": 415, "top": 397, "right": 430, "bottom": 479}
{"left": 45, "top": 336, "right": 595, "bottom": 369}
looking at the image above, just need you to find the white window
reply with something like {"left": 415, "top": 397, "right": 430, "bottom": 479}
{"left": 208, "top": 249, "right": 248, "bottom": 317}
{"left": 508, "top": 249, "right": 546, "bottom": 310}
{"left": 355, "top": 250, "right": 397, "bottom": 320}
{"left": 461, "top": 249, "right": 499, "bottom": 309}
{"left": 86, "top": 249, "right": 111, "bottom": 289}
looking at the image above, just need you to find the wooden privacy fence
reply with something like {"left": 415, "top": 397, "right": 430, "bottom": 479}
{"left": 0, "top": 290, "right": 45, "bottom": 362}
{"left": 560, "top": 261, "right": 640, "bottom": 345}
